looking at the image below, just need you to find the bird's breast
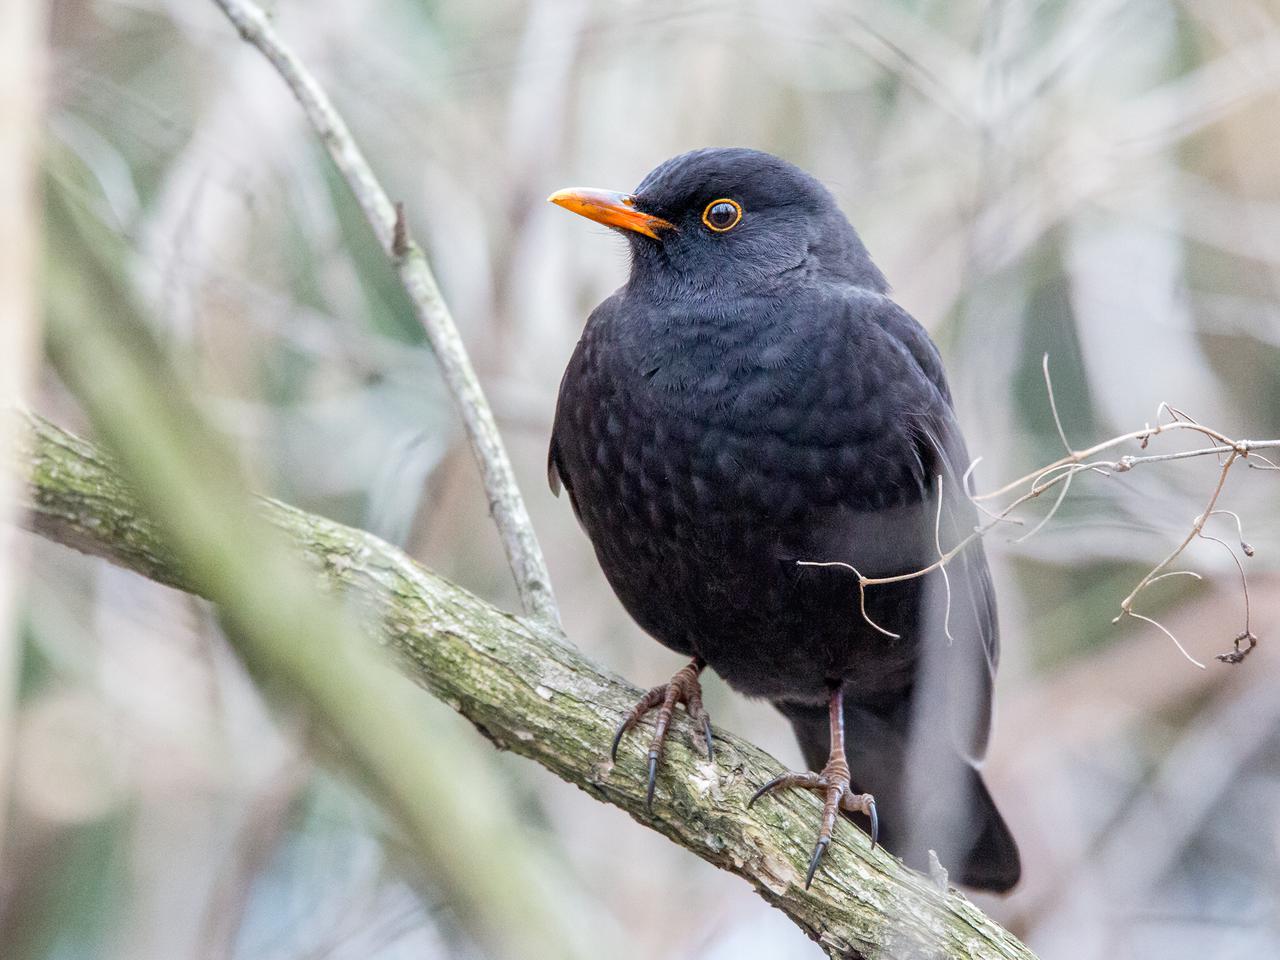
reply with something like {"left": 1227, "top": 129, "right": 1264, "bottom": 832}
{"left": 553, "top": 298, "right": 940, "bottom": 697}
{"left": 557, "top": 304, "right": 928, "bottom": 570}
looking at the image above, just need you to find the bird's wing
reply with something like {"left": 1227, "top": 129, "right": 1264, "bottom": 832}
{"left": 870, "top": 296, "right": 999, "bottom": 762}
{"left": 548, "top": 292, "right": 629, "bottom": 519}
{"left": 545, "top": 321, "right": 593, "bottom": 522}
{"left": 547, "top": 433, "right": 565, "bottom": 497}
{"left": 547, "top": 375, "right": 578, "bottom": 518}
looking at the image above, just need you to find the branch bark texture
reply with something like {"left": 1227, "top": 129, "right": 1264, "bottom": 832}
{"left": 208, "top": 0, "right": 559, "bottom": 627}
{"left": 20, "top": 412, "right": 1036, "bottom": 960}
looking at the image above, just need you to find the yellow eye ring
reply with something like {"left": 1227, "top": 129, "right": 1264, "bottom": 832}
{"left": 701, "top": 198, "right": 743, "bottom": 232}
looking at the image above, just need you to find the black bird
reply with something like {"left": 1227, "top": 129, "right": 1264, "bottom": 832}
{"left": 547, "top": 148, "right": 1020, "bottom": 892}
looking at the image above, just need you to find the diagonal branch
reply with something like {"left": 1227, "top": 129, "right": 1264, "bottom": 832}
{"left": 208, "top": 0, "right": 559, "bottom": 628}
{"left": 18, "top": 411, "right": 1037, "bottom": 960}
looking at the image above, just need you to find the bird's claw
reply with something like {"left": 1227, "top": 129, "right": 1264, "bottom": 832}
{"left": 701, "top": 713, "right": 715, "bottom": 764}
{"left": 805, "top": 837, "right": 830, "bottom": 889}
{"left": 611, "top": 658, "right": 713, "bottom": 811}
{"left": 748, "top": 763, "right": 876, "bottom": 888}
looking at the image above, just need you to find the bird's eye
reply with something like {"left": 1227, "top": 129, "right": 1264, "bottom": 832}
{"left": 702, "top": 198, "right": 743, "bottom": 232}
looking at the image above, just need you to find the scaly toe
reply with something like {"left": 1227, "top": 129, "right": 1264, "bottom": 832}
{"left": 747, "top": 771, "right": 824, "bottom": 808}
{"left": 611, "top": 659, "right": 714, "bottom": 811}
{"left": 749, "top": 762, "right": 878, "bottom": 886}
{"left": 838, "top": 790, "right": 878, "bottom": 849}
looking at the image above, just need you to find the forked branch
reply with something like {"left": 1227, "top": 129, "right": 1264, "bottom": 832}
{"left": 208, "top": 0, "right": 559, "bottom": 627}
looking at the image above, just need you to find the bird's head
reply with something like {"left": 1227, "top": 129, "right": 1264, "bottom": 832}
{"left": 549, "top": 148, "right": 886, "bottom": 297}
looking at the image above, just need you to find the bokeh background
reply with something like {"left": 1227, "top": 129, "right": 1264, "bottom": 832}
{"left": 8, "top": 0, "right": 1280, "bottom": 957}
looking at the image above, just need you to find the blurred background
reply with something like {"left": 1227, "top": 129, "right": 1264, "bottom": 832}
{"left": 7, "top": 0, "right": 1280, "bottom": 957}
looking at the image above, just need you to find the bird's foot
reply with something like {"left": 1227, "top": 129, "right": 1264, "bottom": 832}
{"left": 611, "top": 657, "right": 713, "bottom": 811}
{"left": 748, "top": 757, "right": 877, "bottom": 889}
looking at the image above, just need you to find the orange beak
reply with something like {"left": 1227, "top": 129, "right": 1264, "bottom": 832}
{"left": 547, "top": 188, "right": 674, "bottom": 240}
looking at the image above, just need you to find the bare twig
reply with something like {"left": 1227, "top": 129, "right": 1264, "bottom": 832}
{"left": 933, "top": 474, "right": 955, "bottom": 644}
{"left": 1012, "top": 356, "right": 1077, "bottom": 544}
{"left": 1111, "top": 448, "right": 1239, "bottom": 667}
{"left": 802, "top": 357, "right": 1280, "bottom": 669}
{"left": 964, "top": 456, "right": 1026, "bottom": 527}
{"left": 1146, "top": 570, "right": 1203, "bottom": 586}
{"left": 208, "top": 0, "right": 559, "bottom": 628}
{"left": 1210, "top": 509, "right": 1254, "bottom": 557}
{"left": 1247, "top": 453, "right": 1280, "bottom": 471}
{"left": 1042, "top": 353, "right": 1073, "bottom": 454}
{"left": 796, "top": 560, "right": 902, "bottom": 639}
{"left": 1217, "top": 630, "right": 1258, "bottom": 665}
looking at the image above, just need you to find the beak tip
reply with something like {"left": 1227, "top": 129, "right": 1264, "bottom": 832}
{"left": 545, "top": 187, "right": 673, "bottom": 239}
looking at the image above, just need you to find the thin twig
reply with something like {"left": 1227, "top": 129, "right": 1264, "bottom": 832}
{"left": 805, "top": 358, "right": 1279, "bottom": 668}
{"left": 1127, "top": 611, "right": 1206, "bottom": 670}
{"left": 971, "top": 420, "right": 1279, "bottom": 503}
{"left": 208, "top": 0, "right": 560, "bottom": 628}
{"left": 1115, "top": 450, "right": 1238, "bottom": 624}
{"left": 1042, "top": 353, "right": 1072, "bottom": 454}
{"left": 1145, "top": 570, "right": 1203, "bottom": 585}
{"left": 1013, "top": 356, "right": 1077, "bottom": 543}
{"left": 796, "top": 560, "right": 902, "bottom": 639}
{"left": 1013, "top": 467, "right": 1073, "bottom": 544}
{"left": 1201, "top": 533, "right": 1251, "bottom": 637}
{"left": 934, "top": 474, "right": 955, "bottom": 644}
{"left": 1247, "top": 453, "right": 1279, "bottom": 470}
{"left": 1210, "top": 509, "right": 1254, "bottom": 557}
{"left": 965, "top": 456, "right": 1025, "bottom": 526}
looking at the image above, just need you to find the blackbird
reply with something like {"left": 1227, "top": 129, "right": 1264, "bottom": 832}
{"left": 547, "top": 148, "right": 1020, "bottom": 892}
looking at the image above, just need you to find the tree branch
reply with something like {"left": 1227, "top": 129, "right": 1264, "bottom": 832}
{"left": 18, "top": 411, "right": 1037, "bottom": 960}
{"left": 207, "top": 0, "right": 559, "bottom": 628}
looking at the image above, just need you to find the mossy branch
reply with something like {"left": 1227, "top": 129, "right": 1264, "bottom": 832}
{"left": 18, "top": 411, "right": 1036, "bottom": 960}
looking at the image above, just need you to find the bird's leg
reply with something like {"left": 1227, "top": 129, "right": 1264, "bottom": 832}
{"left": 611, "top": 657, "right": 714, "bottom": 811}
{"left": 747, "top": 682, "right": 877, "bottom": 889}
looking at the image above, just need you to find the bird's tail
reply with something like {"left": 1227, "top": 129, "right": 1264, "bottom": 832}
{"left": 956, "top": 766, "right": 1021, "bottom": 892}
{"left": 775, "top": 698, "right": 1020, "bottom": 893}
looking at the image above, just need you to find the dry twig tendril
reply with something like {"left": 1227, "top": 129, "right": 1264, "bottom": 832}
{"left": 803, "top": 355, "right": 1278, "bottom": 669}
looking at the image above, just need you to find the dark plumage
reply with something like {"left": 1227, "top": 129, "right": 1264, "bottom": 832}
{"left": 548, "top": 148, "right": 1019, "bottom": 892}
